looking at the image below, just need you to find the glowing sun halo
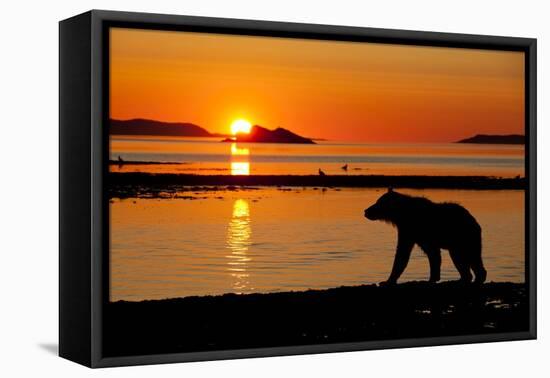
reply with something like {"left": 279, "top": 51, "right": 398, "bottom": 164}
{"left": 230, "top": 119, "right": 252, "bottom": 135}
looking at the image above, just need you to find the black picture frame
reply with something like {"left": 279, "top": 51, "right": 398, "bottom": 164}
{"left": 59, "top": 9, "right": 537, "bottom": 368}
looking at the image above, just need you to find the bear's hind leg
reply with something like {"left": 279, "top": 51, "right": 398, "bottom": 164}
{"left": 471, "top": 254, "right": 487, "bottom": 284}
{"left": 470, "top": 235, "right": 486, "bottom": 284}
{"left": 449, "top": 248, "right": 473, "bottom": 283}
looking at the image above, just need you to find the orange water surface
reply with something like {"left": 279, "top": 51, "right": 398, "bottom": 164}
{"left": 110, "top": 188, "right": 524, "bottom": 301}
{"left": 110, "top": 136, "right": 525, "bottom": 177}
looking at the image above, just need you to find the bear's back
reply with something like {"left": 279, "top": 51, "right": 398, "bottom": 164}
{"left": 396, "top": 197, "right": 480, "bottom": 248}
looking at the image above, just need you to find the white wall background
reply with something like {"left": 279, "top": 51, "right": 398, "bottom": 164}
{"left": 0, "top": 0, "right": 547, "bottom": 376}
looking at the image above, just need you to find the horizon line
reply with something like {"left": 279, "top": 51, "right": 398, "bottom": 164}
{"left": 109, "top": 117, "right": 526, "bottom": 144}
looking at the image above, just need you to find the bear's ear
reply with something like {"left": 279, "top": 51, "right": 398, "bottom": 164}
{"left": 387, "top": 187, "right": 393, "bottom": 193}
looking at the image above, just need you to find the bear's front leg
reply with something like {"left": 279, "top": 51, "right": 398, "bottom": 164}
{"left": 426, "top": 247, "right": 441, "bottom": 283}
{"left": 381, "top": 232, "right": 414, "bottom": 286}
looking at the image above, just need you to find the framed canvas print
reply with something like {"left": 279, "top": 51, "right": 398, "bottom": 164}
{"left": 59, "top": 10, "right": 537, "bottom": 368}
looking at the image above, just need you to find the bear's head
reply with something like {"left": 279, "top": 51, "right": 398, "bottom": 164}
{"left": 364, "top": 188, "right": 402, "bottom": 222}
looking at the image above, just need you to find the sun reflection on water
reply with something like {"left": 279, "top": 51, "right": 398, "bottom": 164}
{"left": 231, "top": 143, "right": 249, "bottom": 156}
{"left": 231, "top": 162, "right": 250, "bottom": 175}
{"left": 226, "top": 199, "right": 252, "bottom": 293}
{"left": 230, "top": 143, "right": 250, "bottom": 175}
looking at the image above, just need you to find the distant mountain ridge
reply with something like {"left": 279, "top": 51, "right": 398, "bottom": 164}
{"left": 457, "top": 134, "right": 525, "bottom": 145}
{"left": 110, "top": 119, "right": 312, "bottom": 143}
{"left": 110, "top": 118, "right": 212, "bottom": 137}
{"left": 222, "top": 125, "right": 315, "bottom": 144}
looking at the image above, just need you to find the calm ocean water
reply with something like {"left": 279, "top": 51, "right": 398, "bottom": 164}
{"left": 110, "top": 136, "right": 525, "bottom": 177}
{"left": 109, "top": 136, "right": 525, "bottom": 301}
{"left": 110, "top": 188, "right": 525, "bottom": 301}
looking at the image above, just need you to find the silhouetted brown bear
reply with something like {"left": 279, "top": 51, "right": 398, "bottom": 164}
{"left": 364, "top": 188, "right": 486, "bottom": 285}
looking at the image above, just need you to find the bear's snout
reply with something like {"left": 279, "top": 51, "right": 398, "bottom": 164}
{"left": 365, "top": 203, "right": 383, "bottom": 220}
{"left": 364, "top": 208, "right": 375, "bottom": 220}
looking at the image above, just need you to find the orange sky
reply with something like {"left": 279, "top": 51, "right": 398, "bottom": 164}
{"left": 110, "top": 27, "right": 525, "bottom": 143}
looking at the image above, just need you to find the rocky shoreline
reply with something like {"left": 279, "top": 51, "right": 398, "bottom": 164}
{"left": 104, "top": 281, "right": 528, "bottom": 357}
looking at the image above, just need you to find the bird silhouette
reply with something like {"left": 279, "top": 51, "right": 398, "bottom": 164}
{"left": 341, "top": 164, "right": 348, "bottom": 171}
{"left": 318, "top": 168, "right": 326, "bottom": 176}
{"left": 118, "top": 155, "right": 124, "bottom": 163}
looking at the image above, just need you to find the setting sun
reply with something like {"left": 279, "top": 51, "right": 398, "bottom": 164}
{"left": 230, "top": 119, "right": 252, "bottom": 135}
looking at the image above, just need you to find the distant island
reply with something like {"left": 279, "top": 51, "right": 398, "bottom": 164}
{"left": 110, "top": 119, "right": 312, "bottom": 144}
{"left": 457, "top": 134, "right": 525, "bottom": 145}
{"left": 222, "top": 125, "right": 315, "bottom": 144}
{"left": 110, "top": 118, "right": 213, "bottom": 137}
